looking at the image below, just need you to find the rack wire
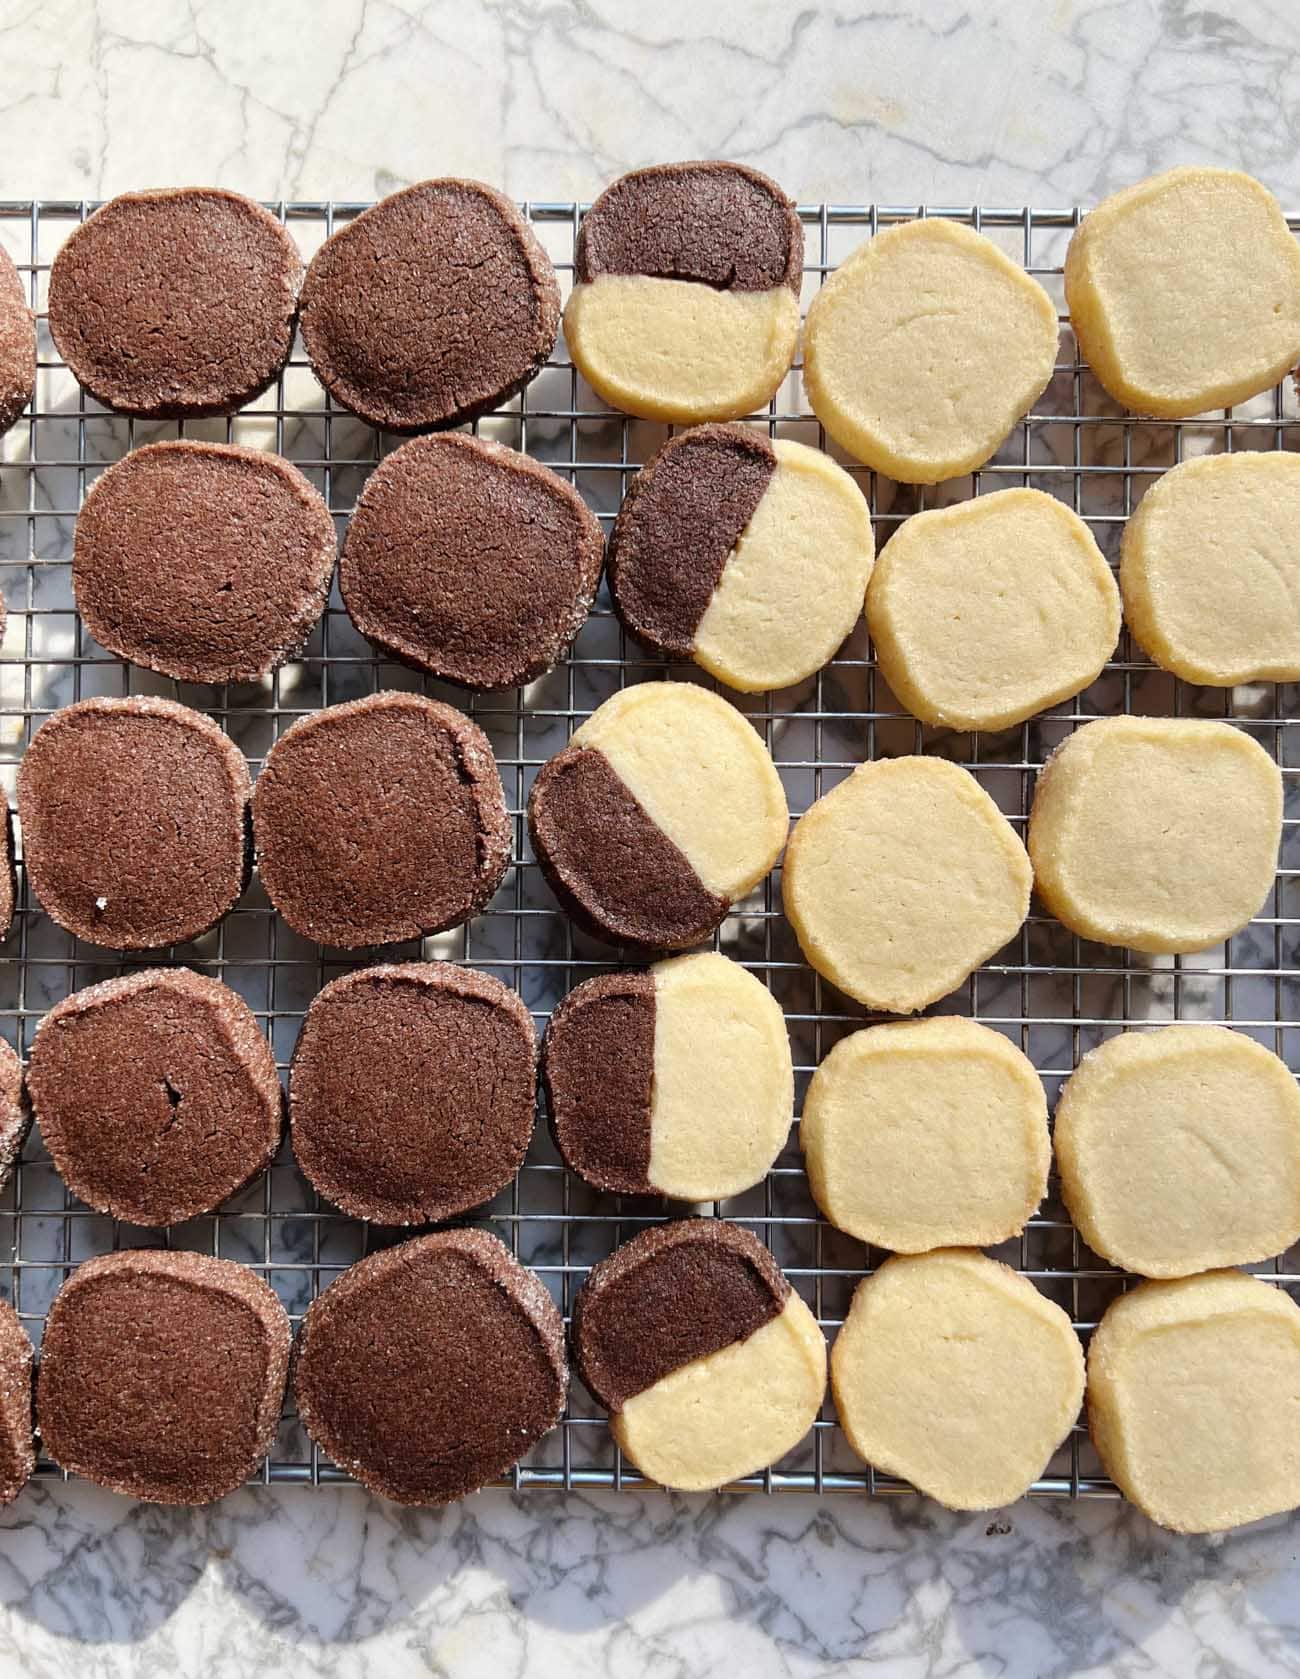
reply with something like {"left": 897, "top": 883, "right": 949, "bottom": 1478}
{"left": 0, "top": 197, "right": 1296, "bottom": 1499}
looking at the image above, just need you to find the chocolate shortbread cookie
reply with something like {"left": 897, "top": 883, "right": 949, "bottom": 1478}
{"left": 18, "top": 697, "right": 251, "bottom": 950}
{"left": 565, "top": 162, "right": 803, "bottom": 423}
{"left": 608, "top": 424, "right": 873, "bottom": 691}
{"left": 0, "top": 1300, "right": 33, "bottom": 1505}
{"left": 528, "top": 682, "right": 787, "bottom": 949}
{"left": 26, "top": 968, "right": 282, "bottom": 1226}
{"left": 299, "top": 179, "right": 560, "bottom": 433}
{"left": 340, "top": 433, "right": 603, "bottom": 689}
{"left": 0, "top": 245, "right": 35, "bottom": 437}
{"left": 293, "top": 1229, "right": 567, "bottom": 1504}
{"left": 253, "top": 692, "right": 510, "bottom": 948}
{"left": 542, "top": 952, "right": 791, "bottom": 1200}
{"left": 74, "top": 442, "right": 336, "bottom": 685}
{"left": 290, "top": 963, "right": 536, "bottom": 1225}
{"left": 37, "top": 1250, "right": 290, "bottom": 1503}
{"left": 47, "top": 188, "right": 302, "bottom": 418}
{"left": 572, "top": 1219, "right": 825, "bottom": 1489}
{"left": 0, "top": 1040, "right": 29, "bottom": 1197}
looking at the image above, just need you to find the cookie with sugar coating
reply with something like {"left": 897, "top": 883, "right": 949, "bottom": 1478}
{"left": 1065, "top": 166, "right": 1300, "bottom": 418}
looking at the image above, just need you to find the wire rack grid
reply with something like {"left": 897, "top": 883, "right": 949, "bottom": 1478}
{"left": 0, "top": 196, "right": 1296, "bottom": 1499}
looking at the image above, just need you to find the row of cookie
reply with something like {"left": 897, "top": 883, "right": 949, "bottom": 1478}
{"left": 0, "top": 1217, "right": 1286, "bottom": 1535}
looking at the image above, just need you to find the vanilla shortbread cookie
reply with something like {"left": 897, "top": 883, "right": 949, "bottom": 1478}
{"left": 572, "top": 1220, "right": 826, "bottom": 1491}
{"left": 803, "top": 219, "right": 1059, "bottom": 484}
{"left": 832, "top": 1250, "right": 1084, "bottom": 1510}
{"left": 1066, "top": 167, "right": 1300, "bottom": 418}
{"left": 543, "top": 952, "right": 792, "bottom": 1201}
{"left": 564, "top": 162, "right": 803, "bottom": 424}
{"left": 802, "top": 1018, "right": 1049, "bottom": 1251}
{"left": 608, "top": 427, "right": 874, "bottom": 692}
{"left": 1088, "top": 1270, "right": 1300, "bottom": 1532}
{"left": 1028, "top": 717, "right": 1282, "bottom": 954}
{"left": 528, "top": 683, "right": 788, "bottom": 950}
{"left": 867, "top": 489, "right": 1120, "bottom": 730}
{"left": 1055, "top": 1025, "right": 1300, "bottom": 1278}
{"left": 1121, "top": 451, "right": 1300, "bottom": 684}
{"left": 782, "top": 757, "right": 1031, "bottom": 1013}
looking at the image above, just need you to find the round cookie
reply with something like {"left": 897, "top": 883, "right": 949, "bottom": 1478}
{"left": 290, "top": 962, "right": 536, "bottom": 1225}
{"left": 1055, "top": 1025, "right": 1300, "bottom": 1278}
{"left": 564, "top": 161, "right": 803, "bottom": 424}
{"left": 0, "top": 1299, "right": 32, "bottom": 1505}
{"left": 804, "top": 219, "right": 1059, "bottom": 484}
{"left": 299, "top": 179, "right": 559, "bottom": 433}
{"left": 26, "top": 968, "right": 282, "bottom": 1226}
{"left": 1065, "top": 167, "right": 1300, "bottom": 419}
{"left": 0, "top": 800, "right": 14, "bottom": 943}
{"left": 542, "top": 952, "right": 792, "bottom": 1200}
{"left": 340, "top": 432, "right": 603, "bottom": 689}
{"left": 18, "top": 696, "right": 251, "bottom": 951}
{"left": 0, "top": 244, "right": 34, "bottom": 437}
{"left": 1028, "top": 717, "right": 1282, "bottom": 954}
{"left": 36, "top": 1250, "right": 290, "bottom": 1504}
{"left": 528, "top": 682, "right": 788, "bottom": 950}
{"left": 47, "top": 188, "right": 302, "bottom": 418}
{"left": 572, "top": 1220, "right": 826, "bottom": 1490}
{"left": 1088, "top": 1270, "right": 1300, "bottom": 1532}
{"left": 0, "top": 1040, "right": 30, "bottom": 1197}
{"left": 832, "top": 1249, "right": 1084, "bottom": 1509}
{"left": 74, "top": 442, "right": 336, "bottom": 686}
{"left": 802, "top": 1019, "right": 1049, "bottom": 1251}
{"left": 608, "top": 427, "right": 874, "bottom": 692}
{"left": 293, "top": 1230, "right": 566, "bottom": 1504}
{"left": 1120, "top": 451, "right": 1300, "bottom": 685}
{"left": 866, "top": 489, "right": 1120, "bottom": 731}
{"left": 783, "top": 757, "right": 1031, "bottom": 1013}
{"left": 252, "top": 692, "right": 510, "bottom": 948}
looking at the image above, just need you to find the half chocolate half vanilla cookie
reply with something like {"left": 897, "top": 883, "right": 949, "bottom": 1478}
{"left": 565, "top": 162, "right": 803, "bottom": 423}
{"left": 542, "top": 952, "right": 792, "bottom": 1200}
{"left": 572, "top": 1219, "right": 826, "bottom": 1490}
{"left": 608, "top": 425, "right": 874, "bottom": 692}
{"left": 528, "top": 682, "right": 788, "bottom": 949}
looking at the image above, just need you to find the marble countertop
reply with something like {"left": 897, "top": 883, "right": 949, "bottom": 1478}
{"left": 5, "top": 1, "right": 1300, "bottom": 1674}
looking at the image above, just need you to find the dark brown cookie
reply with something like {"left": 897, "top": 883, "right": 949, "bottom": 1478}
{"left": 576, "top": 161, "right": 803, "bottom": 293}
{"left": 607, "top": 424, "right": 776, "bottom": 659}
{"left": 0, "top": 1299, "right": 33, "bottom": 1505}
{"left": 17, "top": 697, "right": 252, "bottom": 950}
{"left": 340, "top": 433, "right": 603, "bottom": 690}
{"left": 293, "top": 1229, "right": 567, "bottom": 1504}
{"left": 290, "top": 962, "right": 536, "bottom": 1225}
{"left": 0, "top": 1040, "right": 30, "bottom": 1197}
{"left": 36, "top": 1250, "right": 290, "bottom": 1503}
{"left": 0, "top": 245, "right": 35, "bottom": 437}
{"left": 26, "top": 968, "right": 282, "bottom": 1227}
{"left": 252, "top": 692, "right": 510, "bottom": 948}
{"left": 299, "top": 179, "right": 560, "bottom": 433}
{"left": 541, "top": 970, "right": 655, "bottom": 1194}
{"left": 528, "top": 745, "right": 726, "bottom": 949}
{"left": 0, "top": 801, "right": 15, "bottom": 943}
{"left": 74, "top": 442, "right": 336, "bottom": 685}
{"left": 571, "top": 1219, "right": 789, "bottom": 1411}
{"left": 47, "top": 188, "right": 303, "bottom": 418}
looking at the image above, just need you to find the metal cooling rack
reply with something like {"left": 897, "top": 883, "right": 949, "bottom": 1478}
{"left": 0, "top": 197, "right": 1297, "bottom": 1501}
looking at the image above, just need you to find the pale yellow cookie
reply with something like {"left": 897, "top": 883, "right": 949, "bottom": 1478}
{"left": 1088, "top": 1270, "right": 1300, "bottom": 1532}
{"left": 802, "top": 1018, "right": 1049, "bottom": 1251}
{"left": 782, "top": 756, "right": 1031, "bottom": 1013}
{"left": 1055, "top": 1025, "right": 1300, "bottom": 1279}
{"left": 1028, "top": 716, "right": 1282, "bottom": 954}
{"left": 832, "top": 1250, "right": 1084, "bottom": 1510}
{"left": 803, "top": 219, "right": 1059, "bottom": 484}
{"left": 1065, "top": 167, "right": 1300, "bottom": 418}
{"left": 867, "top": 489, "right": 1120, "bottom": 730}
{"left": 1121, "top": 452, "right": 1300, "bottom": 684}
